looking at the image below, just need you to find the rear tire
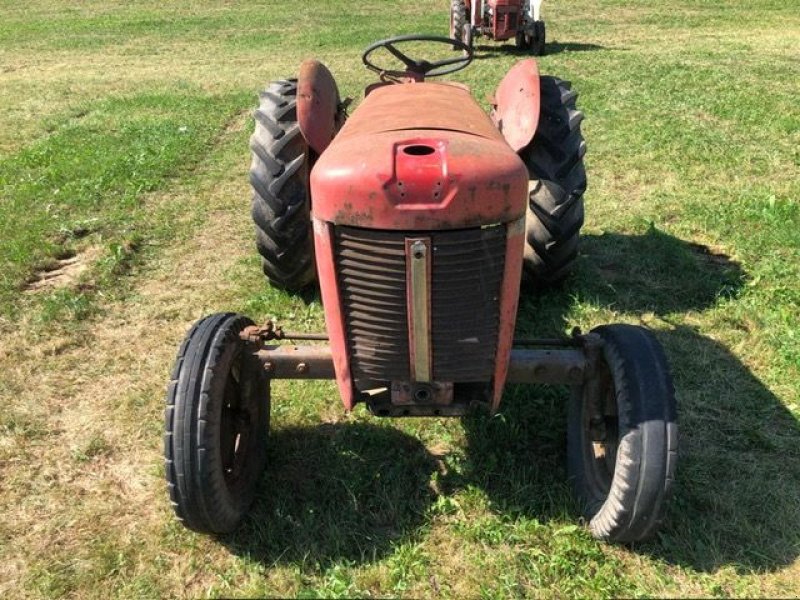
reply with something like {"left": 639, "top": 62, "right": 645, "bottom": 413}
{"left": 531, "top": 21, "right": 546, "bottom": 56}
{"left": 521, "top": 76, "right": 587, "bottom": 285}
{"left": 515, "top": 30, "right": 530, "bottom": 50}
{"left": 250, "top": 80, "right": 316, "bottom": 292}
{"left": 568, "top": 325, "right": 677, "bottom": 543}
{"left": 450, "top": 0, "right": 472, "bottom": 48}
{"left": 164, "top": 313, "right": 270, "bottom": 534}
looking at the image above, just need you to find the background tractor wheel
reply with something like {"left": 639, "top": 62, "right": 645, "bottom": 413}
{"left": 450, "top": 0, "right": 472, "bottom": 48}
{"left": 250, "top": 79, "right": 316, "bottom": 292}
{"left": 515, "top": 30, "right": 530, "bottom": 50}
{"left": 568, "top": 324, "right": 677, "bottom": 543}
{"left": 531, "top": 20, "right": 546, "bottom": 55}
{"left": 164, "top": 313, "right": 270, "bottom": 534}
{"left": 521, "top": 76, "right": 587, "bottom": 285}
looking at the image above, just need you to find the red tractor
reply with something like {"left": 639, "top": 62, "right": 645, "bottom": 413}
{"left": 164, "top": 36, "right": 676, "bottom": 543}
{"left": 451, "top": 0, "right": 547, "bottom": 55}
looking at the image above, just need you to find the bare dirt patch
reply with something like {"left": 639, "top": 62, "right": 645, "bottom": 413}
{"left": 24, "top": 246, "right": 102, "bottom": 293}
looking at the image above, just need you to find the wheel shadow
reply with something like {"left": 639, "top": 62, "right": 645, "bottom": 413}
{"left": 221, "top": 422, "right": 437, "bottom": 565}
{"left": 546, "top": 41, "right": 612, "bottom": 55}
{"left": 516, "top": 226, "right": 745, "bottom": 336}
{"left": 639, "top": 325, "right": 800, "bottom": 572}
{"left": 471, "top": 41, "right": 607, "bottom": 60}
{"left": 464, "top": 226, "right": 800, "bottom": 573}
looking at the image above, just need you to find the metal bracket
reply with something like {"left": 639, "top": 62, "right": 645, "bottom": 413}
{"left": 240, "top": 320, "right": 328, "bottom": 344}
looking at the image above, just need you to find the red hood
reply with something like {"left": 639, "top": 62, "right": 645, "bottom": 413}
{"left": 310, "top": 82, "right": 528, "bottom": 230}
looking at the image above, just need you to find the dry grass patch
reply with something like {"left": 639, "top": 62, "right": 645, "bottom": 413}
{"left": 0, "top": 138, "right": 255, "bottom": 596}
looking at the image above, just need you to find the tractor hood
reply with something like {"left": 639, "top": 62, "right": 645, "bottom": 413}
{"left": 310, "top": 82, "right": 528, "bottom": 230}
{"left": 330, "top": 82, "right": 506, "bottom": 141}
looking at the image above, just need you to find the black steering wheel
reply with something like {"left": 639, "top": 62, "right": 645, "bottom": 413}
{"left": 362, "top": 34, "right": 473, "bottom": 78}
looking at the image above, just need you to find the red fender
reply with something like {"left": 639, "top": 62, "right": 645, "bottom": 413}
{"left": 490, "top": 58, "right": 541, "bottom": 153}
{"left": 297, "top": 60, "right": 344, "bottom": 155}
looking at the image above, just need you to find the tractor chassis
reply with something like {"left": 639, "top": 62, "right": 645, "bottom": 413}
{"left": 240, "top": 323, "right": 605, "bottom": 417}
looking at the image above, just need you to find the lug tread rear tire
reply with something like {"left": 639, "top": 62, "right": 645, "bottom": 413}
{"left": 165, "top": 313, "right": 270, "bottom": 534}
{"left": 450, "top": 0, "right": 471, "bottom": 48}
{"left": 531, "top": 20, "right": 546, "bottom": 56}
{"left": 568, "top": 324, "right": 677, "bottom": 543}
{"left": 521, "top": 76, "right": 587, "bottom": 284}
{"left": 250, "top": 79, "right": 316, "bottom": 291}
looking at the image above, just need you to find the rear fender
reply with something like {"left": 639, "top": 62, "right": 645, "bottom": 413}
{"left": 490, "top": 58, "right": 541, "bottom": 152}
{"left": 297, "top": 60, "right": 345, "bottom": 155}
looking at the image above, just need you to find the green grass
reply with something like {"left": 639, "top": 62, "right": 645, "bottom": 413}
{"left": 0, "top": 0, "right": 799, "bottom": 597}
{"left": 0, "top": 90, "right": 247, "bottom": 322}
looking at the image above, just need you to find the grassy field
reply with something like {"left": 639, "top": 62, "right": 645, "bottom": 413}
{"left": 1, "top": 0, "right": 798, "bottom": 597}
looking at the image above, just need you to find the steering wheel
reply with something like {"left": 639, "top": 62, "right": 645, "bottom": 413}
{"left": 362, "top": 34, "right": 474, "bottom": 79}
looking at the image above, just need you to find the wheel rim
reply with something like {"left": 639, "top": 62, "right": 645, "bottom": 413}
{"left": 583, "top": 363, "right": 620, "bottom": 498}
{"left": 219, "top": 355, "right": 254, "bottom": 491}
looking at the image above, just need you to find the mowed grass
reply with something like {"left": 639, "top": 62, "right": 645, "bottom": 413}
{"left": 0, "top": 0, "right": 798, "bottom": 597}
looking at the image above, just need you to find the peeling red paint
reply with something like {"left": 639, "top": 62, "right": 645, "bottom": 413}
{"left": 491, "top": 59, "right": 541, "bottom": 152}
{"left": 311, "top": 218, "right": 356, "bottom": 410}
{"left": 311, "top": 83, "right": 528, "bottom": 230}
{"left": 297, "top": 60, "right": 344, "bottom": 155}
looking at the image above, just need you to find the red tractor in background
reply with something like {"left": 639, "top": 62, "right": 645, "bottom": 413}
{"left": 451, "top": 0, "right": 547, "bottom": 55}
{"left": 164, "top": 36, "right": 677, "bottom": 544}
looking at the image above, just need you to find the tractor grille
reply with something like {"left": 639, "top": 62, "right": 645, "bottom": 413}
{"left": 334, "top": 225, "right": 506, "bottom": 384}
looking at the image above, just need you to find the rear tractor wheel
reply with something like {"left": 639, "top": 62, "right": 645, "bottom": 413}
{"left": 250, "top": 79, "right": 316, "bottom": 292}
{"left": 568, "top": 324, "right": 677, "bottom": 542}
{"left": 521, "top": 75, "right": 587, "bottom": 285}
{"left": 531, "top": 20, "right": 546, "bottom": 56}
{"left": 515, "top": 21, "right": 545, "bottom": 55}
{"left": 515, "top": 30, "right": 529, "bottom": 50}
{"left": 450, "top": 0, "right": 473, "bottom": 49}
{"left": 164, "top": 313, "right": 270, "bottom": 534}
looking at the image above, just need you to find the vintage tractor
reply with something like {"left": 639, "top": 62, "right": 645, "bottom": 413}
{"left": 451, "top": 0, "right": 547, "bottom": 55}
{"left": 164, "top": 35, "right": 677, "bottom": 543}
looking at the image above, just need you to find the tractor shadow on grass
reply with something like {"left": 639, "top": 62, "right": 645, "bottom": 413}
{"left": 221, "top": 422, "right": 437, "bottom": 565}
{"left": 462, "top": 227, "right": 800, "bottom": 573}
{"left": 638, "top": 325, "right": 800, "bottom": 573}
{"left": 471, "top": 41, "right": 607, "bottom": 60}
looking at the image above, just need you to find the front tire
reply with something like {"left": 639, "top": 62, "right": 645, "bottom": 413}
{"left": 521, "top": 76, "right": 587, "bottom": 285}
{"left": 164, "top": 313, "right": 270, "bottom": 534}
{"left": 250, "top": 80, "right": 316, "bottom": 292}
{"left": 568, "top": 325, "right": 677, "bottom": 543}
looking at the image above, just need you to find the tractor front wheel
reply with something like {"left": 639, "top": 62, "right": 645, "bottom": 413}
{"left": 164, "top": 313, "right": 270, "bottom": 534}
{"left": 521, "top": 76, "right": 587, "bottom": 285}
{"left": 250, "top": 79, "right": 316, "bottom": 292}
{"left": 568, "top": 325, "right": 677, "bottom": 543}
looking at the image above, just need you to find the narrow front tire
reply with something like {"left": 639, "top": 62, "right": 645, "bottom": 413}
{"left": 568, "top": 324, "right": 677, "bottom": 543}
{"left": 164, "top": 313, "right": 270, "bottom": 534}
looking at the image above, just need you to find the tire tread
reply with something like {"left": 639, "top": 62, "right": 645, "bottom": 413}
{"left": 568, "top": 324, "right": 677, "bottom": 543}
{"left": 164, "top": 313, "right": 269, "bottom": 534}
{"left": 250, "top": 80, "right": 316, "bottom": 291}
{"left": 521, "top": 76, "right": 587, "bottom": 284}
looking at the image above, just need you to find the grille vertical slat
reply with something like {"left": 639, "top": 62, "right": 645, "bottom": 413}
{"left": 335, "top": 226, "right": 506, "bottom": 386}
